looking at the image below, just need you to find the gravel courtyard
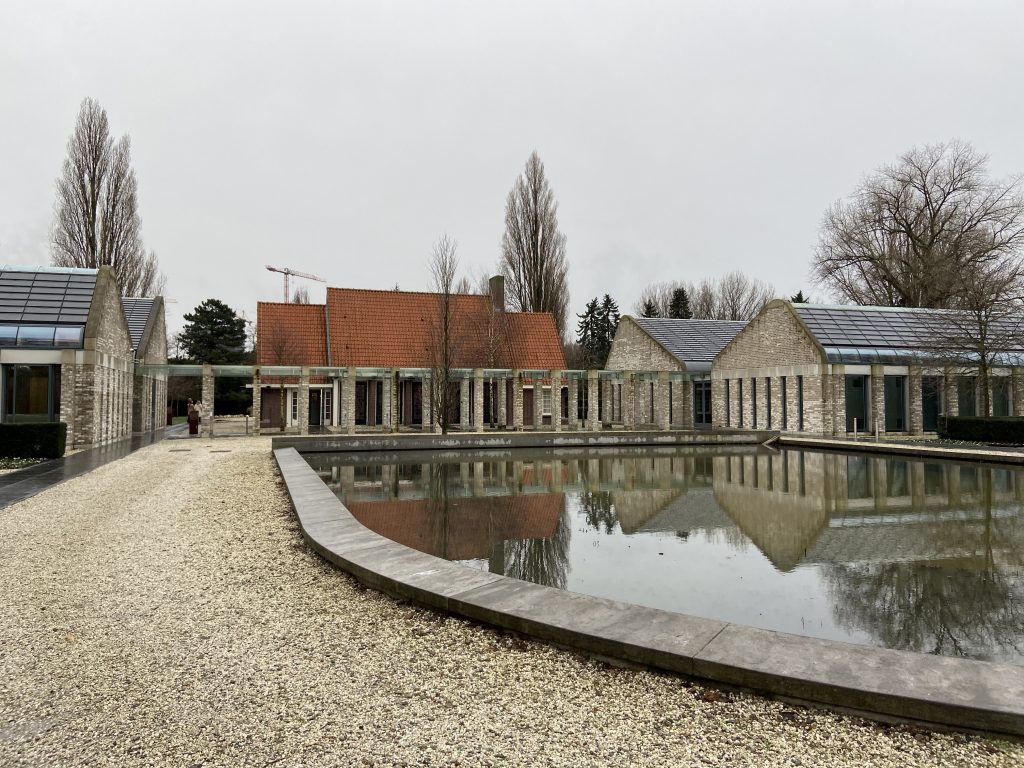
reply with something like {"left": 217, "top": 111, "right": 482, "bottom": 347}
{"left": 1, "top": 437, "right": 1020, "bottom": 767}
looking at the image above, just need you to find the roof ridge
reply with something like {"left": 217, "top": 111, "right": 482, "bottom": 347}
{"left": 329, "top": 286, "right": 488, "bottom": 298}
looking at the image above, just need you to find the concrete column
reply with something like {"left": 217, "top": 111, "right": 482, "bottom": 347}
{"left": 679, "top": 381, "right": 694, "bottom": 430}
{"left": 497, "top": 376, "right": 507, "bottom": 427}
{"left": 513, "top": 371, "right": 523, "bottom": 430}
{"left": 473, "top": 369, "right": 484, "bottom": 431}
{"left": 381, "top": 372, "right": 392, "bottom": 431}
{"left": 1013, "top": 367, "right": 1024, "bottom": 417}
{"left": 459, "top": 378, "right": 470, "bottom": 430}
{"left": 297, "top": 367, "right": 310, "bottom": 435}
{"left": 252, "top": 371, "right": 261, "bottom": 436}
{"left": 943, "top": 368, "right": 959, "bottom": 417}
{"left": 870, "top": 365, "right": 885, "bottom": 435}
{"left": 601, "top": 379, "right": 612, "bottom": 424}
{"left": 586, "top": 371, "right": 600, "bottom": 431}
{"left": 623, "top": 373, "right": 636, "bottom": 429}
{"left": 201, "top": 364, "right": 214, "bottom": 437}
{"left": 344, "top": 367, "right": 356, "bottom": 434}
{"left": 908, "top": 365, "right": 923, "bottom": 435}
{"left": 656, "top": 372, "right": 670, "bottom": 430}
{"left": 551, "top": 370, "right": 562, "bottom": 431}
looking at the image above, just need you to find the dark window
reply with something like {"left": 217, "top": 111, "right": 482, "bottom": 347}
{"left": 355, "top": 381, "right": 367, "bottom": 425}
{"left": 958, "top": 376, "right": 977, "bottom": 417}
{"left": 1, "top": 364, "right": 59, "bottom": 423}
{"left": 751, "top": 378, "right": 757, "bottom": 428}
{"left": 724, "top": 380, "right": 730, "bottom": 426}
{"left": 738, "top": 379, "right": 744, "bottom": 427}
{"left": 765, "top": 378, "right": 772, "bottom": 428}
{"left": 993, "top": 377, "right": 1012, "bottom": 417}
{"left": 781, "top": 377, "right": 788, "bottom": 430}
{"left": 797, "top": 376, "right": 804, "bottom": 431}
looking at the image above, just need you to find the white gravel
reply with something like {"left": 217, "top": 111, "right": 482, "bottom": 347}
{"left": 1, "top": 437, "right": 1020, "bottom": 767}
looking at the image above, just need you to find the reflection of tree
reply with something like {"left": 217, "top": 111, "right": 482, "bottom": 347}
{"left": 826, "top": 480, "right": 1024, "bottom": 661}
{"left": 827, "top": 563, "right": 1024, "bottom": 660}
{"left": 426, "top": 463, "right": 454, "bottom": 559}
{"left": 579, "top": 491, "right": 616, "bottom": 534}
{"left": 503, "top": 502, "right": 571, "bottom": 590}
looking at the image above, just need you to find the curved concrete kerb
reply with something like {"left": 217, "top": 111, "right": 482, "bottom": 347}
{"left": 274, "top": 446, "right": 1024, "bottom": 737}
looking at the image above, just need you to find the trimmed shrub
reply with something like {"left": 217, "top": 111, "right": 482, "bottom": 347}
{"left": 938, "top": 416, "right": 1024, "bottom": 444}
{"left": 0, "top": 422, "right": 68, "bottom": 459}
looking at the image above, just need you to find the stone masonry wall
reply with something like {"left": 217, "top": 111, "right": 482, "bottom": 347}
{"left": 605, "top": 318, "right": 684, "bottom": 372}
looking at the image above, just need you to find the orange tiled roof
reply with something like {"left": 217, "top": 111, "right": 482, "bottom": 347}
{"left": 326, "top": 287, "right": 565, "bottom": 369}
{"left": 256, "top": 302, "right": 328, "bottom": 366}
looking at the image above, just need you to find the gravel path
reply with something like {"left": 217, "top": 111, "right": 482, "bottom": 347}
{"left": 1, "top": 437, "right": 1020, "bottom": 767}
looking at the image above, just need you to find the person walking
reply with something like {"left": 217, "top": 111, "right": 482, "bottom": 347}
{"left": 187, "top": 399, "right": 199, "bottom": 435}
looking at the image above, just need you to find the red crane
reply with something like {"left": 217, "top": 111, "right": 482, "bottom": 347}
{"left": 266, "top": 265, "right": 326, "bottom": 302}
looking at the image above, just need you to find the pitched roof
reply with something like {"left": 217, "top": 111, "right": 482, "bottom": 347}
{"left": 256, "top": 302, "right": 328, "bottom": 366}
{"left": 793, "top": 303, "right": 1024, "bottom": 364}
{"left": 631, "top": 317, "right": 748, "bottom": 370}
{"left": 121, "top": 297, "right": 156, "bottom": 352}
{"left": 325, "top": 287, "right": 565, "bottom": 369}
{"left": 0, "top": 265, "right": 98, "bottom": 324}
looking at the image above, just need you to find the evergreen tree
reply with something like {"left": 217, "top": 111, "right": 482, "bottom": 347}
{"left": 790, "top": 290, "right": 808, "bottom": 303}
{"left": 640, "top": 298, "right": 659, "bottom": 318}
{"left": 668, "top": 287, "right": 692, "bottom": 319}
{"left": 596, "top": 294, "right": 620, "bottom": 366}
{"left": 575, "top": 298, "right": 600, "bottom": 367}
{"left": 179, "top": 299, "right": 247, "bottom": 363}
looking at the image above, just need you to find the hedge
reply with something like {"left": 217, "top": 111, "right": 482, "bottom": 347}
{"left": 0, "top": 422, "right": 67, "bottom": 459}
{"left": 937, "top": 416, "right": 1024, "bottom": 444}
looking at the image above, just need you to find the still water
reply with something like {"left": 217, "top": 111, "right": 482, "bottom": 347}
{"left": 305, "top": 446, "right": 1024, "bottom": 665}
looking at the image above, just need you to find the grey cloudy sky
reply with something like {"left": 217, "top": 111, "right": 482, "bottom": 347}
{"left": 2, "top": 1, "right": 1024, "bottom": 336}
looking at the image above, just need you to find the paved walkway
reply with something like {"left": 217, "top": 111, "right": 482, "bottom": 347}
{"left": 0, "top": 425, "right": 184, "bottom": 509}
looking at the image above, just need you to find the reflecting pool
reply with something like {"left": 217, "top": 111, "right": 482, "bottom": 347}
{"left": 304, "top": 446, "right": 1024, "bottom": 665}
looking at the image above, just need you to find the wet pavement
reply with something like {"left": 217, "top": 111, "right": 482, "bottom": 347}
{"left": 0, "top": 424, "right": 186, "bottom": 509}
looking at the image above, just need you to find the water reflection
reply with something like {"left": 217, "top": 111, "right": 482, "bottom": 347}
{"left": 306, "top": 447, "right": 1024, "bottom": 664}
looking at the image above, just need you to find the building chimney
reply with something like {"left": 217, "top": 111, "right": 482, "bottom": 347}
{"left": 488, "top": 275, "right": 505, "bottom": 311}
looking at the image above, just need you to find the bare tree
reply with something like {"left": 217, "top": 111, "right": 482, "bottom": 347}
{"left": 51, "top": 98, "right": 164, "bottom": 297}
{"left": 634, "top": 273, "right": 774, "bottom": 320}
{"left": 428, "top": 234, "right": 462, "bottom": 434}
{"left": 932, "top": 260, "right": 1024, "bottom": 416}
{"left": 260, "top": 322, "right": 300, "bottom": 431}
{"left": 500, "top": 151, "right": 570, "bottom": 338}
{"left": 813, "top": 141, "right": 1024, "bottom": 308}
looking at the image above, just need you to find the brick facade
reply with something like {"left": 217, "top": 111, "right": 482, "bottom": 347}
{"left": 606, "top": 318, "right": 684, "bottom": 372}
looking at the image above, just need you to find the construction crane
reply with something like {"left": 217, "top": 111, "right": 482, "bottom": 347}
{"left": 266, "top": 265, "right": 326, "bottom": 303}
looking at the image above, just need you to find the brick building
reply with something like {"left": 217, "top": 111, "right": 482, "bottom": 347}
{"left": 122, "top": 297, "right": 169, "bottom": 432}
{"left": 605, "top": 317, "right": 746, "bottom": 428}
{"left": 255, "top": 276, "right": 566, "bottom": 432}
{"left": 0, "top": 265, "right": 166, "bottom": 448}
{"left": 711, "top": 300, "right": 1024, "bottom": 436}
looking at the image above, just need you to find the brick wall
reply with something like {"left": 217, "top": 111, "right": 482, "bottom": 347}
{"left": 606, "top": 318, "right": 684, "bottom": 372}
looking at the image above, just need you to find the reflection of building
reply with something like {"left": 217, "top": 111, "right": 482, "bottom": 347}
{"left": 0, "top": 265, "right": 167, "bottom": 447}
{"left": 606, "top": 317, "right": 746, "bottom": 429}
{"left": 712, "top": 451, "right": 1024, "bottom": 572}
{"left": 346, "top": 494, "right": 563, "bottom": 561}
{"left": 711, "top": 301, "right": 1024, "bottom": 436}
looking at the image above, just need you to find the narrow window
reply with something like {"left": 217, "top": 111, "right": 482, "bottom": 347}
{"left": 765, "top": 378, "right": 772, "bottom": 428}
{"left": 738, "top": 379, "right": 744, "bottom": 427}
{"left": 724, "top": 380, "right": 731, "bottom": 427}
{"left": 751, "top": 378, "right": 757, "bottom": 428}
{"left": 781, "top": 376, "right": 788, "bottom": 430}
{"left": 797, "top": 376, "right": 804, "bottom": 431}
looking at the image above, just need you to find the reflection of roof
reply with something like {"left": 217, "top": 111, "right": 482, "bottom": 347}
{"left": 0, "top": 265, "right": 97, "bottom": 324}
{"left": 635, "top": 487, "right": 733, "bottom": 534}
{"left": 632, "top": 318, "right": 746, "bottom": 368}
{"left": 121, "top": 297, "right": 156, "bottom": 351}
{"left": 346, "top": 493, "right": 564, "bottom": 561}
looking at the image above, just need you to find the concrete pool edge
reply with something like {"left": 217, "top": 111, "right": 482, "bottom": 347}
{"left": 273, "top": 446, "right": 1024, "bottom": 737}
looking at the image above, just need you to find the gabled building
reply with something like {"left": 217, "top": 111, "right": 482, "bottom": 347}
{"left": 256, "top": 276, "right": 566, "bottom": 432}
{"left": 605, "top": 317, "right": 747, "bottom": 428}
{"left": 0, "top": 265, "right": 141, "bottom": 447}
{"left": 711, "top": 300, "right": 1024, "bottom": 435}
{"left": 122, "top": 296, "right": 168, "bottom": 432}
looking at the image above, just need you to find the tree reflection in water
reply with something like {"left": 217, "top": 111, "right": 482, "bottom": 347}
{"left": 579, "top": 490, "right": 616, "bottom": 534}
{"left": 827, "top": 474, "right": 1024, "bottom": 660}
{"left": 503, "top": 504, "right": 571, "bottom": 590}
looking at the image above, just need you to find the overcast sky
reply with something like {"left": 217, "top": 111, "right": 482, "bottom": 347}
{"left": 2, "top": 1, "right": 1024, "bottom": 336}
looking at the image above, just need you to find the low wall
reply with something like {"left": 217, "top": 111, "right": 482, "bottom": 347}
{"left": 275, "top": 446, "right": 1024, "bottom": 737}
